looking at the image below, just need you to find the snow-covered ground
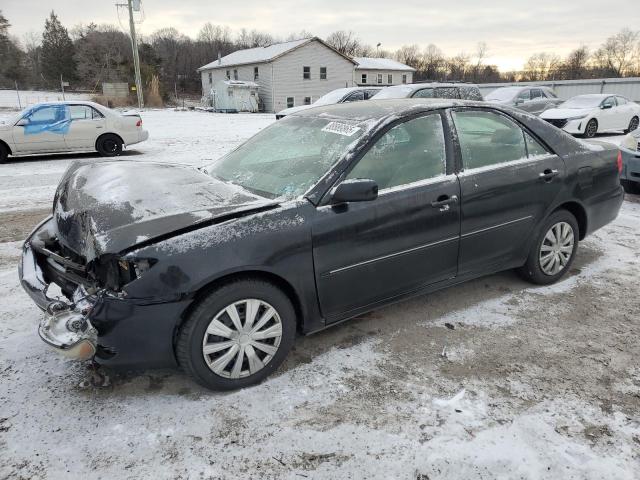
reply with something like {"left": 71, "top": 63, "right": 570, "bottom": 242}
{"left": 0, "top": 89, "right": 92, "bottom": 109}
{"left": 0, "top": 109, "right": 639, "bottom": 479}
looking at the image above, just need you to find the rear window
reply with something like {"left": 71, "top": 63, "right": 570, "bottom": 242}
{"left": 459, "top": 86, "right": 483, "bottom": 101}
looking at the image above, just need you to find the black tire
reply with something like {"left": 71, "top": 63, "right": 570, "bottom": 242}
{"left": 517, "top": 210, "right": 579, "bottom": 285}
{"left": 0, "top": 143, "right": 8, "bottom": 163}
{"left": 176, "top": 279, "right": 297, "bottom": 391}
{"left": 96, "top": 134, "right": 123, "bottom": 157}
{"left": 625, "top": 116, "right": 639, "bottom": 134}
{"left": 583, "top": 119, "right": 598, "bottom": 138}
{"left": 622, "top": 180, "right": 640, "bottom": 195}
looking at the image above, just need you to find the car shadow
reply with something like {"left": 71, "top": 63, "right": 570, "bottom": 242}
{"left": 2, "top": 149, "right": 144, "bottom": 164}
{"left": 86, "top": 243, "right": 604, "bottom": 398}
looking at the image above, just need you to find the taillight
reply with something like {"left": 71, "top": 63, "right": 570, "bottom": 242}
{"left": 617, "top": 150, "right": 623, "bottom": 174}
{"left": 136, "top": 119, "right": 142, "bottom": 127}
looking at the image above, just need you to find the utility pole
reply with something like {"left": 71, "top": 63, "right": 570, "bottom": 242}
{"left": 60, "top": 74, "right": 66, "bottom": 100}
{"left": 127, "top": 0, "right": 144, "bottom": 108}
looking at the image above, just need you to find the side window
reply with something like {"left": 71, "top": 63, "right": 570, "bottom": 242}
{"left": 26, "top": 105, "right": 64, "bottom": 124}
{"left": 364, "top": 90, "right": 379, "bottom": 100}
{"left": 545, "top": 89, "right": 558, "bottom": 98}
{"left": 517, "top": 90, "right": 531, "bottom": 102}
{"left": 453, "top": 110, "right": 527, "bottom": 170}
{"left": 69, "top": 105, "right": 93, "bottom": 120}
{"left": 617, "top": 96, "right": 628, "bottom": 105}
{"left": 602, "top": 96, "right": 616, "bottom": 108}
{"left": 343, "top": 91, "right": 364, "bottom": 103}
{"left": 531, "top": 89, "right": 543, "bottom": 100}
{"left": 459, "top": 86, "right": 483, "bottom": 101}
{"left": 91, "top": 108, "right": 104, "bottom": 119}
{"left": 413, "top": 88, "right": 434, "bottom": 98}
{"left": 435, "top": 87, "right": 460, "bottom": 99}
{"left": 346, "top": 114, "right": 446, "bottom": 190}
{"left": 524, "top": 132, "right": 549, "bottom": 157}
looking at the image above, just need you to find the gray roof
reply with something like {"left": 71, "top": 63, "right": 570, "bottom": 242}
{"left": 198, "top": 37, "right": 356, "bottom": 71}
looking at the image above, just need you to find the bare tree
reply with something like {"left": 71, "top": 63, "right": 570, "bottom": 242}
{"left": 394, "top": 44, "right": 422, "bottom": 70}
{"left": 562, "top": 45, "right": 590, "bottom": 79}
{"left": 594, "top": 28, "right": 639, "bottom": 77}
{"left": 421, "top": 44, "right": 445, "bottom": 80}
{"left": 325, "top": 30, "right": 361, "bottom": 57}
{"left": 522, "top": 52, "right": 561, "bottom": 81}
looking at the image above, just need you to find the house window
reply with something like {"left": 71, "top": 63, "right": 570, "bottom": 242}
{"left": 287, "top": 97, "right": 294, "bottom": 108}
{"left": 208, "top": 72, "right": 212, "bottom": 84}
{"left": 254, "top": 66, "right": 259, "bottom": 80}
{"left": 304, "top": 97, "right": 312, "bottom": 105}
{"left": 387, "top": 74, "right": 393, "bottom": 84}
{"left": 402, "top": 74, "right": 407, "bottom": 84}
{"left": 226, "top": 70, "right": 230, "bottom": 80}
{"left": 320, "top": 67, "right": 327, "bottom": 80}
{"left": 377, "top": 73, "right": 383, "bottom": 84}
{"left": 233, "top": 69, "right": 238, "bottom": 80}
{"left": 303, "top": 66, "right": 310, "bottom": 80}
{"left": 361, "top": 73, "right": 367, "bottom": 84}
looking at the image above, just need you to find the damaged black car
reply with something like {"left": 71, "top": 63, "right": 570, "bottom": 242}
{"left": 20, "top": 99, "right": 624, "bottom": 390}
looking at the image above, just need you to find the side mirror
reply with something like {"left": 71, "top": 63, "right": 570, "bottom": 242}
{"left": 601, "top": 103, "right": 613, "bottom": 110}
{"left": 515, "top": 99, "right": 524, "bottom": 106}
{"left": 331, "top": 179, "right": 378, "bottom": 204}
{"left": 15, "top": 118, "right": 29, "bottom": 126}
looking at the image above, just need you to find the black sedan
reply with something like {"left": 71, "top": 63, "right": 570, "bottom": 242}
{"left": 19, "top": 99, "right": 624, "bottom": 390}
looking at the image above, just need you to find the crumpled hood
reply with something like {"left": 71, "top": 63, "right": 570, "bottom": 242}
{"left": 53, "top": 160, "right": 277, "bottom": 261}
{"left": 540, "top": 108, "right": 592, "bottom": 120}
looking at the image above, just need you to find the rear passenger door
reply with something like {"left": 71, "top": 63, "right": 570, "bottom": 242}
{"left": 64, "top": 105, "right": 106, "bottom": 150}
{"left": 451, "top": 108, "right": 565, "bottom": 275}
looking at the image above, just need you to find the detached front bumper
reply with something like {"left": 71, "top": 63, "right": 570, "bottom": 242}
{"left": 19, "top": 217, "right": 189, "bottom": 368}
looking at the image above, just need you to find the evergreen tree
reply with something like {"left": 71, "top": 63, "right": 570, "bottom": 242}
{"left": 0, "top": 11, "right": 26, "bottom": 86}
{"left": 41, "top": 11, "right": 76, "bottom": 83}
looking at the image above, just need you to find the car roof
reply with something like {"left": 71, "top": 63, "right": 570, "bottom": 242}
{"left": 572, "top": 94, "right": 610, "bottom": 99}
{"left": 26, "top": 100, "right": 106, "bottom": 108}
{"left": 384, "top": 82, "right": 477, "bottom": 92}
{"left": 294, "top": 98, "right": 486, "bottom": 122}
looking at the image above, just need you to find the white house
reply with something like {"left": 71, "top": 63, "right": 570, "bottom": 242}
{"left": 354, "top": 57, "right": 416, "bottom": 87}
{"left": 198, "top": 37, "right": 356, "bottom": 113}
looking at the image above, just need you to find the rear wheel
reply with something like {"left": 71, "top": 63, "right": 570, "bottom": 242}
{"left": 583, "top": 119, "right": 598, "bottom": 138}
{"left": 625, "top": 116, "right": 639, "bottom": 134}
{"left": 0, "top": 143, "right": 8, "bottom": 163}
{"left": 518, "top": 210, "right": 579, "bottom": 285}
{"left": 176, "top": 279, "right": 296, "bottom": 391}
{"left": 96, "top": 134, "right": 123, "bottom": 157}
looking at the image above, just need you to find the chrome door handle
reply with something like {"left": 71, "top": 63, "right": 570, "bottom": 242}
{"left": 539, "top": 169, "right": 559, "bottom": 180}
{"left": 431, "top": 195, "right": 458, "bottom": 211}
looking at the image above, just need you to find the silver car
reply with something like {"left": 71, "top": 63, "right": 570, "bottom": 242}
{"left": 486, "top": 86, "right": 563, "bottom": 116}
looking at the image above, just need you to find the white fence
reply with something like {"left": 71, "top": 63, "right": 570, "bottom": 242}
{"left": 478, "top": 77, "right": 640, "bottom": 101}
{"left": 0, "top": 89, "right": 92, "bottom": 109}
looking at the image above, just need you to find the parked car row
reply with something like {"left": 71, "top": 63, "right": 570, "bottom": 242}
{"left": 0, "top": 101, "right": 149, "bottom": 163}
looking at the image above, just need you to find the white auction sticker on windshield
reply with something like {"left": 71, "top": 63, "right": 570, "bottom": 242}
{"left": 322, "top": 122, "right": 361, "bottom": 137}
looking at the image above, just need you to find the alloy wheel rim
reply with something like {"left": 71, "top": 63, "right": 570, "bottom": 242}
{"left": 539, "top": 221, "right": 574, "bottom": 276}
{"left": 586, "top": 121, "right": 597, "bottom": 137}
{"left": 630, "top": 118, "right": 639, "bottom": 132}
{"left": 104, "top": 140, "right": 117, "bottom": 152}
{"left": 202, "top": 299, "right": 282, "bottom": 379}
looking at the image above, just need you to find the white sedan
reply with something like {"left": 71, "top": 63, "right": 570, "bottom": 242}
{"left": 0, "top": 101, "right": 149, "bottom": 163}
{"left": 540, "top": 94, "right": 640, "bottom": 138}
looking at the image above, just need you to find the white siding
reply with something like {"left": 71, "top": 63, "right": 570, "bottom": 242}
{"left": 201, "top": 63, "right": 273, "bottom": 111}
{"left": 271, "top": 41, "right": 355, "bottom": 113}
{"left": 355, "top": 70, "right": 413, "bottom": 87}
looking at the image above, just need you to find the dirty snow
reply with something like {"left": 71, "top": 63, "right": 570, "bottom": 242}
{"left": 0, "top": 109, "right": 639, "bottom": 479}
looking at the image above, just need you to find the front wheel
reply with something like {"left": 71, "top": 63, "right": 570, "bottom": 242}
{"left": 622, "top": 180, "right": 640, "bottom": 195}
{"left": 583, "top": 119, "right": 598, "bottom": 138}
{"left": 518, "top": 210, "right": 579, "bottom": 285}
{"left": 96, "top": 134, "right": 123, "bottom": 157}
{"left": 176, "top": 279, "right": 297, "bottom": 391}
{"left": 625, "top": 116, "right": 639, "bottom": 134}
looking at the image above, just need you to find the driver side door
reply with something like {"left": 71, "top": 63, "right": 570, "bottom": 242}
{"left": 12, "top": 104, "right": 69, "bottom": 153}
{"left": 311, "top": 112, "right": 461, "bottom": 321}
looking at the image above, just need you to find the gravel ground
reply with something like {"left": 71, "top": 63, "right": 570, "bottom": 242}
{"left": 0, "top": 109, "right": 638, "bottom": 479}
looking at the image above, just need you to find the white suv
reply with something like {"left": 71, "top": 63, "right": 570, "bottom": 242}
{"left": 0, "top": 101, "right": 149, "bottom": 163}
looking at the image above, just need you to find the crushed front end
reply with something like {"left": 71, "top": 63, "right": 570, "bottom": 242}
{"left": 19, "top": 216, "right": 186, "bottom": 367}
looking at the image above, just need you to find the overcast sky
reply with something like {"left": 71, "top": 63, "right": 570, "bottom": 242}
{"left": 2, "top": 0, "right": 638, "bottom": 71}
